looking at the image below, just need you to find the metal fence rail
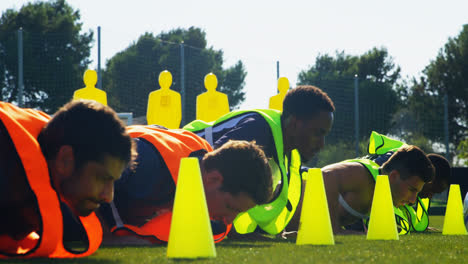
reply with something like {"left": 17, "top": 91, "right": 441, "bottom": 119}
{"left": 2, "top": 28, "right": 451, "bottom": 164}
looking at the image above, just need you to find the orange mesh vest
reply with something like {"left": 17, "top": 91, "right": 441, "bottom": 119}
{"left": 0, "top": 102, "right": 102, "bottom": 258}
{"left": 111, "top": 125, "right": 231, "bottom": 243}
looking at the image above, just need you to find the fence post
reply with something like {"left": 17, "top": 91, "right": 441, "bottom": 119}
{"left": 354, "top": 75, "right": 359, "bottom": 157}
{"left": 276, "top": 61, "right": 280, "bottom": 80}
{"left": 97, "top": 26, "right": 102, "bottom": 89}
{"left": 17, "top": 28, "right": 24, "bottom": 107}
{"left": 444, "top": 93, "right": 450, "bottom": 160}
{"left": 180, "top": 42, "right": 185, "bottom": 125}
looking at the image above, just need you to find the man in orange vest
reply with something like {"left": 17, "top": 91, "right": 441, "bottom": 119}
{"left": 97, "top": 125, "right": 273, "bottom": 244}
{"left": 0, "top": 100, "right": 136, "bottom": 258}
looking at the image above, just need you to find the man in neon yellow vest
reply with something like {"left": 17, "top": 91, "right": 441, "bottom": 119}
{"left": 287, "top": 144, "right": 435, "bottom": 235}
{"left": 365, "top": 131, "right": 451, "bottom": 233}
{"left": 184, "top": 85, "right": 335, "bottom": 236}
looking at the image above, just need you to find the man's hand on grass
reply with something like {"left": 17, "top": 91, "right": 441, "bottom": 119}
{"left": 281, "top": 230, "right": 297, "bottom": 239}
{"left": 426, "top": 226, "right": 441, "bottom": 232}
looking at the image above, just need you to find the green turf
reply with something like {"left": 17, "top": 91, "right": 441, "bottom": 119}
{"left": 4, "top": 216, "right": 467, "bottom": 264}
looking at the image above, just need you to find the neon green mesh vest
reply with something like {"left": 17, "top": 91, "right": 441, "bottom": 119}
{"left": 368, "top": 130, "right": 407, "bottom": 154}
{"left": 367, "top": 131, "right": 429, "bottom": 233}
{"left": 183, "top": 109, "right": 302, "bottom": 235}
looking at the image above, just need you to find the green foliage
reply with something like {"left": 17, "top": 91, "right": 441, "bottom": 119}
{"left": 312, "top": 132, "right": 437, "bottom": 168}
{"left": 392, "top": 77, "right": 445, "bottom": 144}
{"left": 357, "top": 47, "right": 400, "bottom": 84}
{"left": 297, "top": 48, "right": 401, "bottom": 144}
{"left": 406, "top": 24, "right": 468, "bottom": 148}
{"left": 358, "top": 80, "right": 399, "bottom": 141}
{"left": 216, "top": 61, "right": 247, "bottom": 110}
{"left": 297, "top": 51, "right": 358, "bottom": 80}
{"left": 312, "top": 140, "right": 368, "bottom": 168}
{"left": 400, "top": 133, "right": 436, "bottom": 154}
{"left": 0, "top": 0, "right": 92, "bottom": 112}
{"left": 297, "top": 48, "right": 400, "bottom": 84}
{"left": 456, "top": 138, "right": 468, "bottom": 166}
{"left": 103, "top": 27, "right": 246, "bottom": 123}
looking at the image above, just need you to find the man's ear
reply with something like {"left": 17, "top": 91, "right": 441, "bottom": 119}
{"left": 388, "top": 169, "right": 400, "bottom": 184}
{"left": 54, "top": 145, "right": 75, "bottom": 178}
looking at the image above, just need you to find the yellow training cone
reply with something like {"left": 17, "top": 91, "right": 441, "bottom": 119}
{"left": 296, "top": 168, "right": 334, "bottom": 245}
{"left": 442, "top": 184, "right": 467, "bottom": 235}
{"left": 167, "top": 158, "right": 216, "bottom": 258}
{"left": 367, "top": 175, "right": 399, "bottom": 240}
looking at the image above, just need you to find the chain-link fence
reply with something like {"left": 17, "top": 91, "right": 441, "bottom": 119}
{"left": 2, "top": 29, "right": 451, "bottom": 166}
{"left": 1, "top": 29, "right": 88, "bottom": 113}
{"left": 302, "top": 77, "right": 448, "bottom": 165}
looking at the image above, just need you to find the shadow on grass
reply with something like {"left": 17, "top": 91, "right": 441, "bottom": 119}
{"left": 218, "top": 242, "right": 273, "bottom": 248}
{"left": 2, "top": 258, "right": 122, "bottom": 264}
{"left": 295, "top": 241, "right": 344, "bottom": 246}
{"left": 226, "top": 233, "right": 293, "bottom": 244}
{"left": 411, "top": 231, "right": 442, "bottom": 236}
{"left": 100, "top": 243, "right": 166, "bottom": 249}
{"left": 165, "top": 258, "right": 217, "bottom": 262}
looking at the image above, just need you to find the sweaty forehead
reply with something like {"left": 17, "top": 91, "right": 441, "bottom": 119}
{"left": 305, "top": 111, "right": 333, "bottom": 129}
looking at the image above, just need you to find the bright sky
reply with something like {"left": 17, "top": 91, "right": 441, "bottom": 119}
{"left": 2, "top": 0, "right": 467, "bottom": 109}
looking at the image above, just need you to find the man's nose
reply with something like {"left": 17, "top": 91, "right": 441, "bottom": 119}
{"left": 409, "top": 193, "right": 418, "bottom": 204}
{"left": 100, "top": 182, "right": 114, "bottom": 203}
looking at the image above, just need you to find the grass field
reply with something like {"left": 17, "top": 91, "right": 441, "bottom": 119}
{"left": 4, "top": 216, "right": 467, "bottom": 264}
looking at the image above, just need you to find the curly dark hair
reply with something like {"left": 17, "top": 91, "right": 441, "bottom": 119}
{"left": 38, "top": 100, "right": 136, "bottom": 169}
{"left": 282, "top": 85, "right": 335, "bottom": 121}
{"left": 202, "top": 140, "right": 272, "bottom": 205}
{"left": 427, "top": 153, "right": 451, "bottom": 184}
{"left": 382, "top": 145, "right": 434, "bottom": 183}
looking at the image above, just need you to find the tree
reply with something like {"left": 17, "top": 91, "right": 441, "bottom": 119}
{"left": 393, "top": 77, "right": 446, "bottom": 143}
{"left": 311, "top": 140, "right": 368, "bottom": 168}
{"left": 214, "top": 61, "right": 246, "bottom": 108}
{"left": 456, "top": 138, "right": 468, "bottom": 166}
{"left": 0, "top": 0, "right": 93, "bottom": 112}
{"left": 420, "top": 24, "right": 468, "bottom": 148}
{"left": 297, "top": 48, "right": 401, "bottom": 145}
{"left": 103, "top": 27, "right": 246, "bottom": 124}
